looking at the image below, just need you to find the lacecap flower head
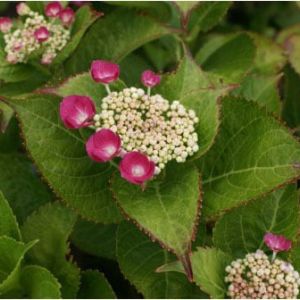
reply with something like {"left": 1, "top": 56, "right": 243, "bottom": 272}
{"left": 1, "top": 2, "right": 74, "bottom": 65}
{"left": 60, "top": 60, "right": 199, "bottom": 185}
{"left": 225, "top": 233, "right": 298, "bottom": 299}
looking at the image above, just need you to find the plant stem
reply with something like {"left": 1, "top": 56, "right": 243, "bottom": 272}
{"left": 147, "top": 87, "right": 151, "bottom": 97}
{"left": 272, "top": 251, "right": 277, "bottom": 262}
{"left": 105, "top": 84, "right": 111, "bottom": 94}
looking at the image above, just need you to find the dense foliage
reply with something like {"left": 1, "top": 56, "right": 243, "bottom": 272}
{"left": 1, "top": 1, "right": 300, "bottom": 299}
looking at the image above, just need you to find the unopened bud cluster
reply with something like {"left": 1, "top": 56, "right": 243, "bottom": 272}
{"left": 3, "top": 5, "right": 70, "bottom": 64}
{"left": 93, "top": 87, "right": 199, "bottom": 174}
{"left": 225, "top": 250, "right": 300, "bottom": 299}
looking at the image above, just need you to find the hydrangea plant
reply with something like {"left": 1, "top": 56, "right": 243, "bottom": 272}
{"left": 1, "top": 1, "right": 300, "bottom": 299}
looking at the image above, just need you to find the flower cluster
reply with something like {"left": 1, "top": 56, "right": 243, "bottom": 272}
{"left": 0, "top": 2, "right": 74, "bottom": 64}
{"left": 225, "top": 233, "right": 299, "bottom": 299}
{"left": 59, "top": 60, "right": 200, "bottom": 185}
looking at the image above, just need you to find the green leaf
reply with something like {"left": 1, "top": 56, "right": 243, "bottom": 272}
{"left": 119, "top": 53, "right": 153, "bottom": 87}
{"left": 232, "top": 73, "right": 282, "bottom": 114}
{"left": 282, "top": 65, "right": 300, "bottom": 130}
{"left": 0, "top": 191, "right": 21, "bottom": 241}
{"left": 174, "top": 2, "right": 200, "bottom": 21}
{"left": 0, "top": 153, "right": 52, "bottom": 223}
{"left": 64, "top": 9, "right": 170, "bottom": 75}
{"left": 0, "top": 64, "right": 42, "bottom": 83}
{"left": 142, "top": 36, "right": 182, "bottom": 71}
{"left": 21, "top": 202, "right": 80, "bottom": 298}
{"left": 0, "top": 117, "right": 21, "bottom": 153}
{"left": 191, "top": 247, "right": 232, "bottom": 299}
{"left": 198, "top": 97, "right": 300, "bottom": 219}
{"left": 249, "top": 32, "right": 286, "bottom": 75}
{"left": 112, "top": 163, "right": 201, "bottom": 262}
{"left": 0, "top": 101, "right": 14, "bottom": 133}
{"left": 78, "top": 270, "right": 116, "bottom": 299}
{"left": 213, "top": 185, "right": 299, "bottom": 258}
{"left": 71, "top": 219, "right": 117, "bottom": 260}
{"left": 187, "top": 2, "right": 232, "bottom": 38}
{"left": 57, "top": 72, "right": 126, "bottom": 106}
{"left": 0, "top": 237, "right": 37, "bottom": 296}
{"left": 105, "top": 1, "right": 172, "bottom": 22}
{"left": 6, "top": 94, "right": 122, "bottom": 223}
{"left": 156, "top": 55, "right": 230, "bottom": 158}
{"left": 52, "top": 6, "right": 100, "bottom": 65}
{"left": 283, "top": 35, "right": 300, "bottom": 76}
{"left": 117, "top": 222, "right": 207, "bottom": 298}
{"left": 156, "top": 247, "right": 233, "bottom": 299}
{"left": 20, "top": 265, "right": 61, "bottom": 299}
{"left": 195, "top": 33, "right": 256, "bottom": 82}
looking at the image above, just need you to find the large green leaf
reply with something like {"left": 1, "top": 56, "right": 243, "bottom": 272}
{"left": 156, "top": 247, "right": 232, "bottom": 299}
{"left": 65, "top": 9, "right": 170, "bottom": 75}
{"left": 187, "top": 2, "right": 232, "bottom": 38}
{"left": 157, "top": 55, "right": 230, "bottom": 158}
{"left": 195, "top": 33, "right": 256, "bottom": 82}
{"left": 0, "top": 191, "right": 21, "bottom": 241}
{"left": 71, "top": 219, "right": 117, "bottom": 260}
{"left": 20, "top": 265, "right": 61, "bottom": 299}
{"left": 0, "top": 237, "right": 37, "bottom": 297}
{"left": 232, "top": 73, "right": 282, "bottom": 114}
{"left": 0, "top": 117, "right": 21, "bottom": 153}
{"left": 106, "top": 1, "right": 172, "bottom": 22}
{"left": 191, "top": 248, "right": 232, "bottom": 299}
{"left": 0, "top": 153, "right": 52, "bottom": 223}
{"left": 116, "top": 222, "right": 207, "bottom": 298}
{"left": 77, "top": 270, "right": 116, "bottom": 299}
{"left": 21, "top": 202, "right": 80, "bottom": 298}
{"left": 213, "top": 185, "right": 299, "bottom": 258}
{"left": 52, "top": 6, "right": 100, "bottom": 66}
{"left": 198, "top": 97, "right": 300, "bottom": 219}
{"left": 249, "top": 32, "right": 286, "bottom": 75}
{"left": 112, "top": 162, "right": 201, "bottom": 277}
{"left": 57, "top": 73, "right": 126, "bottom": 106}
{"left": 282, "top": 65, "right": 300, "bottom": 130}
{"left": 6, "top": 94, "right": 122, "bottom": 223}
{"left": 0, "top": 101, "right": 14, "bottom": 133}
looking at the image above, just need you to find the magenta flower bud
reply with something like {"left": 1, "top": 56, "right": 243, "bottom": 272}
{"left": 45, "top": 1, "right": 62, "bottom": 18}
{"left": 141, "top": 70, "right": 161, "bottom": 88}
{"left": 86, "top": 129, "right": 121, "bottom": 163}
{"left": 16, "top": 2, "right": 30, "bottom": 16}
{"left": 119, "top": 151, "right": 155, "bottom": 185}
{"left": 59, "top": 7, "right": 75, "bottom": 26}
{"left": 59, "top": 95, "right": 96, "bottom": 129}
{"left": 264, "top": 232, "right": 292, "bottom": 252}
{"left": 34, "top": 26, "right": 50, "bottom": 43}
{"left": 90, "top": 60, "right": 120, "bottom": 84}
{"left": 0, "top": 17, "right": 12, "bottom": 33}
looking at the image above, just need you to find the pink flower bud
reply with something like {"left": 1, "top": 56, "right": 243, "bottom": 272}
{"left": 59, "top": 7, "right": 75, "bottom": 26}
{"left": 34, "top": 26, "right": 50, "bottom": 43}
{"left": 6, "top": 53, "right": 17, "bottom": 64}
{"left": 13, "top": 40, "right": 23, "bottom": 51}
{"left": 60, "top": 95, "right": 96, "bottom": 129}
{"left": 41, "top": 53, "right": 54, "bottom": 65}
{"left": 86, "top": 129, "right": 121, "bottom": 162}
{"left": 264, "top": 232, "right": 292, "bottom": 252}
{"left": 16, "top": 2, "right": 30, "bottom": 16}
{"left": 119, "top": 151, "right": 155, "bottom": 185}
{"left": 90, "top": 60, "right": 120, "bottom": 84}
{"left": 141, "top": 70, "right": 161, "bottom": 88}
{"left": 0, "top": 17, "right": 12, "bottom": 33}
{"left": 45, "top": 1, "right": 62, "bottom": 18}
